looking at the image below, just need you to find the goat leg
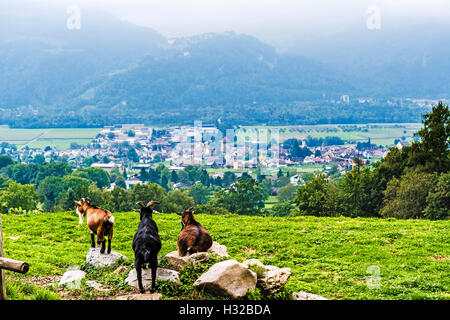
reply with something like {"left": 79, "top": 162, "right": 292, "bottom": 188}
{"left": 90, "top": 234, "right": 95, "bottom": 248}
{"left": 100, "top": 240, "right": 106, "bottom": 254}
{"left": 150, "top": 256, "right": 158, "bottom": 293}
{"left": 135, "top": 259, "right": 145, "bottom": 294}
{"left": 107, "top": 238, "right": 112, "bottom": 254}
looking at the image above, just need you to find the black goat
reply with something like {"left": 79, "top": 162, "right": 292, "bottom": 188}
{"left": 132, "top": 201, "right": 162, "bottom": 293}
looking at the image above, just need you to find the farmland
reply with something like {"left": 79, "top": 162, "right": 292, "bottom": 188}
{"left": 241, "top": 123, "right": 422, "bottom": 146}
{"left": 0, "top": 126, "right": 101, "bottom": 150}
{"left": 2, "top": 212, "right": 449, "bottom": 300}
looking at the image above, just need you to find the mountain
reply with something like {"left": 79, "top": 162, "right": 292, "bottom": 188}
{"left": 0, "top": 3, "right": 445, "bottom": 128}
{"left": 0, "top": 3, "right": 167, "bottom": 108}
{"left": 284, "top": 20, "right": 450, "bottom": 98}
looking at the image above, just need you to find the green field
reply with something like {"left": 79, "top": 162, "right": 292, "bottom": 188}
{"left": 0, "top": 126, "right": 101, "bottom": 150}
{"left": 241, "top": 123, "right": 422, "bottom": 146}
{"left": 2, "top": 212, "right": 449, "bottom": 300}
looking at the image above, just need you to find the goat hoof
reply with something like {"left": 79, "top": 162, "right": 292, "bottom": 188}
{"left": 100, "top": 250, "right": 105, "bottom": 254}
{"left": 140, "top": 289, "right": 145, "bottom": 294}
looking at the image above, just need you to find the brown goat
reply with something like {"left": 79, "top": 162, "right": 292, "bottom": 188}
{"left": 176, "top": 207, "right": 212, "bottom": 256}
{"left": 74, "top": 198, "right": 115, "bottom": 254}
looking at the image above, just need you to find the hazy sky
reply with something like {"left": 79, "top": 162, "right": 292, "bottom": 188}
{"left": 11, "top": 0, "right": 450, "bottom": 48}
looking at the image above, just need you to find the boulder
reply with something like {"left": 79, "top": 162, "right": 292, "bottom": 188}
{"left": 243, "top": 259, "right": 291, "bottom": 294}
{"left": 193, "top": 260, "right": 257, "bottom": 299}
{"left": 165, "top": 251, "right": 210, "bottom": 271}
{"left": 165, "top": 242, "right": 229, "bottom": 270}
{"left": 59, "top": 270, "right": 86, "bottom": 289}
{"left": 293, "top": 291, "right": 328, "bottom": 300}
{"left": 126, "top": 267, "right": 180, "bottom": 290}
{"left": 85, "top": 247, "right": 127, "bottom": 268}
{"left": 116, "top": 293, "right": 162, "bottom": 300}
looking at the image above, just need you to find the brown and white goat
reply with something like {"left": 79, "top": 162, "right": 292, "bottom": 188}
{"left": 176, "top": 207, "right": 212, "bottom": 256}
{"left": 74, "top": 198, "right": 115, "bottom": 254}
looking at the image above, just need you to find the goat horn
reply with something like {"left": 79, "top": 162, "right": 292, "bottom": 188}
{"left": 136, "top": 201, "right": 145, "bottom": 208}
{"left": 187, "top": 207, "right": 194, "bottom": 212}
{"left": 146, "top": 201, "right": 160, "bottom": 207}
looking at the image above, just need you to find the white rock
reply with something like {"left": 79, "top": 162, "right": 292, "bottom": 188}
{"left": 193, "top": 260, "right": 257, "bottom": 299}
{"left": 243, "top": 259, "right": 291, "bottom": 294}
{"left": 293, "top": 291, "right": 328, "bottom": 300}
{"left": 126, "top": 267, "right": 180, "bottom": 290}
{"left": 85, "top": 247, "right": 127, "bottom": 268}
{"left": 208, "top": 241, "right": 229, "bottom": 258}
{"left": 59, "top": 270, "right": 86, "bottom": 289}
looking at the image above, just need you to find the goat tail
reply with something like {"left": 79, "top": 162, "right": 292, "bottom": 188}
{"left": 141, "top": 249, "right": 151, "bottom": 262}
{"left": 104, "top": 215, "right": 115, "bottom": 225}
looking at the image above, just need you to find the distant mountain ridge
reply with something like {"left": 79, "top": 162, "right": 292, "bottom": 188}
{"left": 0, "top": 3, "right": 446, "bottom": 128}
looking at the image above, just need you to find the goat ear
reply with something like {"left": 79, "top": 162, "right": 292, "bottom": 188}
{"left": 74, "top": 200, "right": 80, "bottom": 205}
{"left": 146, "top": 201, "right": 160, "bottom": 207}
{"left": 136, "top": 201, "right": 145, "bottom": 208}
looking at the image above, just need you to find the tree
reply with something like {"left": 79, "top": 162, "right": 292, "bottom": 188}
{"left": 127, "top": 147, "right": 139, "bottom": 163}
{"left": 380, "top": 168, "right": 437, "bottom": 219}
{"left": 294, "top": 174, "right": 338, "bottom": 217}
{"left": 74, "top": 167, "right": 111, "bottom": 189}
{"left": 37, "top": 176, "right": 65, "bottom": 211}
{"left": 0, "top": 181, "right": 38, "bottom": 210}
{"left": 277, "top": 183, "right": 297, "bottom": 202}
{"left": 408, "top": 102, "right": 450, "bottom": 173}
{"left": 115, "top": 176, "right": 127, "bottom": 189}
{"left": 35, "top": 162, "right": 72, "bottom": 185}
{"left": 32, "top": 154, "right": 45, "bottom": 164}
{"left": 189, "top": 183, "right": 211, "bottom": 205}
{"left": 163, "top": 189, "right": 194, "bottom": 213}
{"left": 211, "top": 178, "right": 264, "bottom": 215}
{"left": 222, "top": 171, "right": 236, "bottom": 187}
{"left": 424, "top": 172, "right": 450, "bottom": 220}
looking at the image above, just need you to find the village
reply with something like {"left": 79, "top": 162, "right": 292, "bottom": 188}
{"left": 0, "top": 123, "right": 403, "bottom": 190}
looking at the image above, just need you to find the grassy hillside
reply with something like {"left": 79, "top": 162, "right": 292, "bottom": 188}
{"left": 1, "top": 212, "right": 449, "bottom": 300}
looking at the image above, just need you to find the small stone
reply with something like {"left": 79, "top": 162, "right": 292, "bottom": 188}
{"left": 85, "top": 247, "right": 127, "bottom": 268}
{"left": 59, "top": 270, "right": 86, "bottom": 289}
{"left": 242, "top": 259, "right": 291, "bottom": 294}
{"left": 86, "top": 280, "right": 110, "bottom": 292}
{"left": 113, "top": 266, "right": 129, "bottom": 274}
{"left": 126, "top": 267, "right": 180, "bottom": 290}
{"left": 207, "top": 241, "right": 229, "bottom": 258}
{"left": 293, "top": 291, "right": 328, "bottom": 300}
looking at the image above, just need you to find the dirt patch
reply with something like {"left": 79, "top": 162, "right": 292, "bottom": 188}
{"left": 428, "top": 255, "right": 449, "bottom": 261}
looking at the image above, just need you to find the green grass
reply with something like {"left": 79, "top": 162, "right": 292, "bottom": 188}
{"left": 1, "top": 212, "right": 449, "bottom": 300}
{"left": 5, "top": 279, "right": 60, "bottom": 300}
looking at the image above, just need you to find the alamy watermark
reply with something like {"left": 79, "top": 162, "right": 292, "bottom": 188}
{"left": 66, "top": 5, "right": 81, "bottom": 30}
{"left": 366, "top": 6, "right": 381, "bottom": 30}
{"left": 366, "top": 265, "right": 381, "bottom": 289}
